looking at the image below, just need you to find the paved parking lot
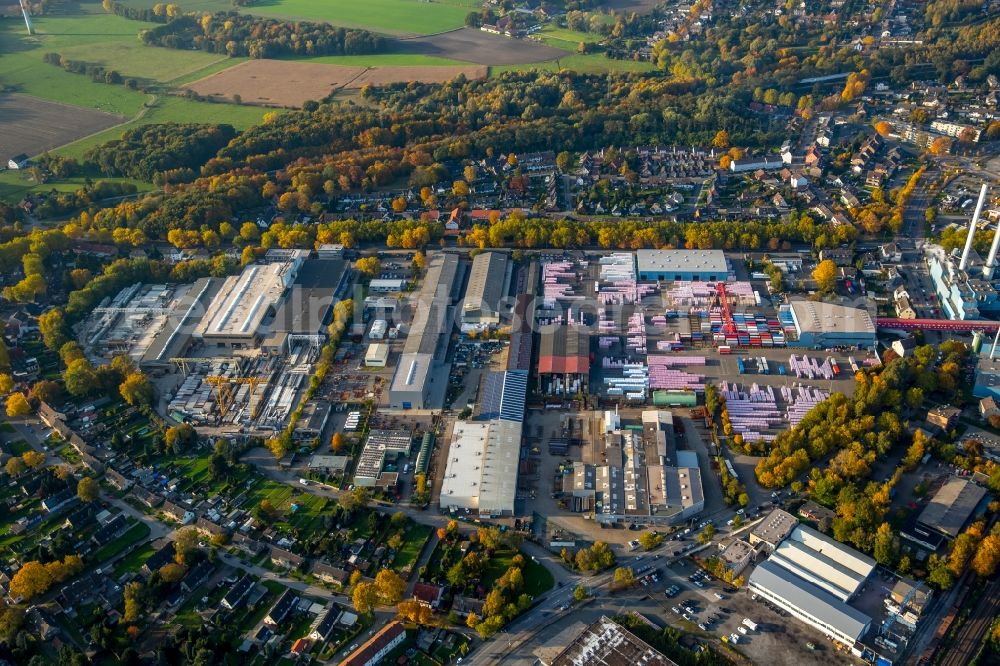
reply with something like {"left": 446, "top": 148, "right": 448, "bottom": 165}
{"left": 651, "top": 558, "right": 865, "bottom": 666}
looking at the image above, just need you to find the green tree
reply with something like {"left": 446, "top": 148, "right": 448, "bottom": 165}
{"left": 77, "top": 477, "right": 99, "bottom": 503}
{"left": 63, "top": 358, "right": 97, "bottom": 397}
{"left": 573, "top": 585, "right": 587, "bottom": 601}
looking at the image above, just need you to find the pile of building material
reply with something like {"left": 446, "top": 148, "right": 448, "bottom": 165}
{"left": 603, "top": 362, "right": 648, "bottom": 400}
{"left": 788, "top": 354, "right": 833, "bottom": 380}
{"left": 647, "top": 356, "right": 704, "bottom": 392}
{"left": 718, "top": 381, "right": 781, "bottom": 443}
{"left": 541, "top": 261, "right": 583, "bottom": 308}
{"left": 781, "top": 385, "right": 829, "bottom": 428}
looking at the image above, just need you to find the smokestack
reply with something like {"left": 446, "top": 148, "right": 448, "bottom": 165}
{"left": 959, "top": 184, "right": 988, "bottom": 271}
{"left": 990, "top": 326, "right": 1000, "bottom": 361}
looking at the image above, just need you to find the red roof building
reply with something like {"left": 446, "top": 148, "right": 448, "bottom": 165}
{"left": 341, "top": 621, "right": 406, "bottom": 666}
{"left": 412, "top": 582, "right": 444, "bottom": 608}
{"left": 538, "top": 325, "right": 590, "bottom": 375}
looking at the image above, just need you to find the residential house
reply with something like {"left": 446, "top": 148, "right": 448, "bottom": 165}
{"left": 181, "top": 559, "right": 215, "bottom": 593}
{"left": 891, "top": 336, "right": 917, "bottom": 359}
{"left": 270, "top": 546, "right": 305, "bottom": 570}
{"left": 161, "top": 500, "right": 195, "bottom": 525}
{"left": 130, "top": 486, "right": 163, "bottom": 509}
{"left": 90, "top": 514, "right": 129, "bottom": 547}
{"left": 195, "top": 516, "right": 227, "bottom": 539}
{"left": 41, "top": 489, "right": 76, "bottom": 513}
{"left": 310, "top": 605, "right": 342, "bottom": 642}
{"left": 264, "top": 589, "right": 298, "bottom": 626}
{"left": 311, "top": 561, "right": 350, "bottom": 586}
{"left": 880, "top": 243, "right": 902, "bottom": 263}
{"left": 798, "top": 500, "right": 836, "bottom": 525}
{"left": 221, "top": 575, "right": 255, "bottom": 610}
{"left": 412, "top": 582, "right": 444, "bottom": 609}
{"left": 105, "top": 469, "right": 132, "bottom": 492}
{"left": 341, "top": 621, "right": 406, "bottom": 666}
{"left": 64, "top": 504, "right": 97, "bottom": 530}
{"left": 142, "top": 541, "right": 176, "bottom": 576}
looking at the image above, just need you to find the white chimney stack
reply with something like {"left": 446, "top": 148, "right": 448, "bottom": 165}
{"left": 960, "top": 183, "right": 988, "bottom": 272}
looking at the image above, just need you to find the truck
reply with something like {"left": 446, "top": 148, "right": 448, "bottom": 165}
{"left": 742, "top": 618, "right": 758, "bottom": 631}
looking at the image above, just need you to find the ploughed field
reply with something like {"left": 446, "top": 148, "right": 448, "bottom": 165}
{"left": 0, "top": 93, "right": 124, "bottom": 158}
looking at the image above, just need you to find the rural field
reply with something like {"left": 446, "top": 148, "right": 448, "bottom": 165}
{"left": 0, "top": 93, "right": 124, "bottom": 158}
{"left": 185, "top": 59, "right": 487, "bottom": 106}
{"left": 117, "top": 0, "right": 478, "bottom": 35}
{"left": 399, "top": 27, "right": 568, "bottom": 65}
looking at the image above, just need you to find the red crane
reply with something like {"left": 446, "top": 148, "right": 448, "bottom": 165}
{"left": 716, "top": 282, "right": 737, "bottom": 337}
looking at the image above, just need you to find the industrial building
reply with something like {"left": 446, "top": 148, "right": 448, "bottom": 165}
{"left": 912, "top": 477, "right": 987, "bottom": 540}
{"left": 541, "top": 616, "right": 679, "bottom": 666}
{"left": 267, "top": 257, "right": 349, "bottom": 348}
{"left": 748, "top": 508, "right": 798, "bottom": 552}
{"left": 462, "top": 251, "right": 510, "bottom": 325}
{"left": 353, "top": 430, "right": 412, "bottom": 487}
{"left": 568, "top": 411, "right": 704, "bottom": 526}
{"left": 635, "top": 249, "right": 729, "bottom": 282}
{"left": 718, "top": 539, "right": 755, "bottom": 575}
{"left": 193, "top": 252, "right": 305, "bottom": 348}
{"left": 388, "top": 252, "right": 464, "bottom": 410}
{"left": 537, "top": 324, "right": 590, "bottom": 394}
{"left": 80, "top": 280, "right": 222, "bottom": 369}
{"left": 747, "top": 519, "right": 876, "bottom": 648}
{"left": 388, "top": 353, "right": 434, "bottom": 409}
{"left": 440, "top": 370, "right": 526, "bottom": 515}
{"left": 369, "top": 279, "right": 406, "bottom": 293}
{"left": 926, "top": 185, "right": 999, "bottom": 320}
{"left": 768, "top": 525, "right": 876, "bottom": 602}
{"left": 781, "top": 301, "right": 877, "bottom": 348}
{"left": 364, "top": 343, "right": 390, "bottom": 368}
{"left": 749, "top": 560, "right": 872, "bottom": 647}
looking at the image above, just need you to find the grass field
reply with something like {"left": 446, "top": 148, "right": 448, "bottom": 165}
{"left": 0, "top": 5, "right": 273, "bottom": 164}
{"left": 483, "top": 549, "right": 555, "bottom": 597}
{"left": 0, "top": 168, "right": 155, "bottom": 201}
{"left": 0, "top": 10, "right": 226, "bottom": 115}
{"left": 54, "top": 96, "right": 275, "bottom": 160}
{"left": 534, "top": 26, "right": 604, "bottom": 50}
{"left": 92, "top": 521, "right": 152, "bottom": 563}
{"left": 116, "top": 0, "right": 477, "bottom": 34}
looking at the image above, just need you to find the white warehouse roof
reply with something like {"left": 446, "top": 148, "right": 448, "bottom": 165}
{"left": 788, "top": 301, "right": 876, "bottom": 336}
{"left": 769, "top": 525, "right": 875, "bottom": 602}
{"left": 194, "top": 261, "right": 296, "bottom": 339}
{"left": 749, "top": 559, "right": 871, "bottom": 644}
{"left": 636, "top": 249, "right": 728, "bottom": 276}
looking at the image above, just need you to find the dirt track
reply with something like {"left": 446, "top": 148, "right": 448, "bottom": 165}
{"left": 185, "top": 59, "right": 488, "bottom": 107}
{"left": 0, "top": 94, "right": 124, "bottom": 158}
{"left": 395, "top": 27, "right": 568, "bottom": 65}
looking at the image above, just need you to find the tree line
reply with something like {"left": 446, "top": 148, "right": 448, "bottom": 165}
{"left": 140, "top": 12, "right": 385, "bottom": 58}
{"left": 82, "top": 123, "right": 237, "bottom": 182}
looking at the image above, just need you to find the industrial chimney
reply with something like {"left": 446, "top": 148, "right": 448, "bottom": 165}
{"left": 959, "top": 184, "right": 988, "bottom": 272}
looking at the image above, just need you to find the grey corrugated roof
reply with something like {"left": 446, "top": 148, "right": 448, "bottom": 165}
{"left": 748, "top": 560, "right": 871, "bottom": 642}
{"left": 918, "top": 477, "right": 987, "bottom": 537}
